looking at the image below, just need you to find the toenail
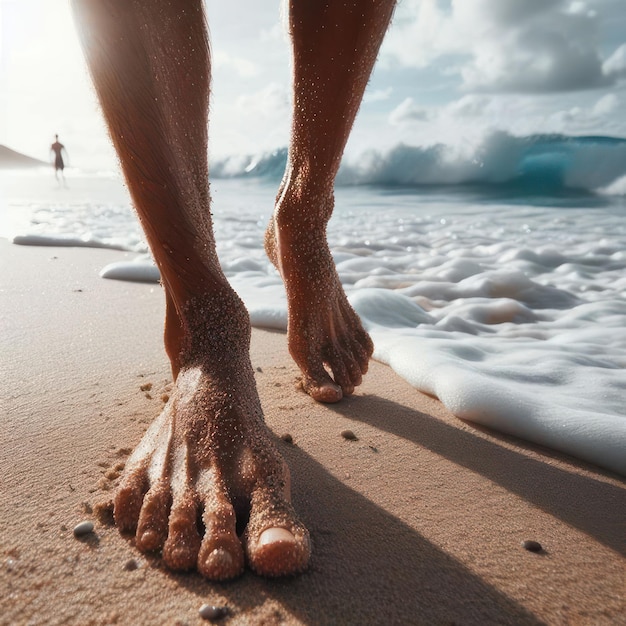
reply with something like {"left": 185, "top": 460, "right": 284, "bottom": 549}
{"left": 139, "top": 529, "right": 158, "bottom": 547}
{"left": 258, "top": 527, "right": 296, "bottom": 547}
{"left": 206, "top": 547, "right": 234, "bottom": 569}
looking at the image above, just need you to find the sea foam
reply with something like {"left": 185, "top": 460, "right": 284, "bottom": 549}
{"left": 2, "top": 150, "right": 625, "bottom": 476}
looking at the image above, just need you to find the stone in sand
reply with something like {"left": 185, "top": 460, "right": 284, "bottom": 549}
{"left": 199, "top": 604, "right": 229, "bottom": 621}
{"left": 341, "top": 429, "right": 358, "bottom": 441}
{"left": 73, "top": 521, "right": 94, "bottom": 537}
{"left": 522, "top": 540, "right": 543, "bottom": 552}
{"left": 123, "top": 558, "right": 139, "bottom": 571}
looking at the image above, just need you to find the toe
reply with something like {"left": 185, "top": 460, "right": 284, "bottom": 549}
{"left": 198, "top": 538, "right": 244, "bottom": 581}
{"left": 162, "top": 492, "right": 202, "bottom": 571}
{"left": 245, "top": 489, "right": 310, "bottom": 577}
{"left": 326, "top": 346, "right": 354, "bottom": 397}
{"left": 114, "top": 467, "right": 149, "bottom": 532}
{"left": 346, "top": 349, "right": 363, "bottom": 388}
{"left": 197, "top": 498, "right": 244, "bottom": 581}
{"left": 251, "top": 527, "right": 309, "bottom": 577}
{"left": 302, "top": 374, "right": 343, "bottom": 403}
{"left": 247, "top": 524, "right": 310, "bottom": 578}
{"left": 357, "top": 327, "right": 374, "bottom": 361}
{"left": 299, "top": 361, "right": 343, "bottom": 403}
{"left": 135, "top": 481, "right": 171, "bottom": 552}
{"left": 349, "top": 332, "right": 371, "bottom": 375}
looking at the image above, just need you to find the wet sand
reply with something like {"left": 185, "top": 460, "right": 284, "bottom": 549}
{"left": 1, "top": 238, "right": 624, "bottom": 625}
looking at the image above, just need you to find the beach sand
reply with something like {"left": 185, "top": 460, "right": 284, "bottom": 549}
{"left": 1, "top": 238, "right": 624, "bottom": 625}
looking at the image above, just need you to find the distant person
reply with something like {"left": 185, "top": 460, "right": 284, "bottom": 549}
{"left": 50, "top": 134, "right": 68, "bottom": 182}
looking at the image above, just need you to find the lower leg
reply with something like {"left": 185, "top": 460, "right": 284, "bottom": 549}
{"left": 72, "top": 0, "right": 309, "bottom": 579}
{"left": 266, "top": 0, "right": 396, "bottom": 402}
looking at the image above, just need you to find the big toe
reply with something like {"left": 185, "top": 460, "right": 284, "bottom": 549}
{"left": 248, "top": 526, "right": 310, "bottom": 577}
{"left": 299, "top": 366, "right": 343, "bottom": 403}
{"left": 304, "top": 379, "right": 343, "bottom": 403}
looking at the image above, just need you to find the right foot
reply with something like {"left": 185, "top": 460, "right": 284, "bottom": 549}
{"left": 265, "top": 188, "right": 373, "bottom": 403}
{"left": 113, "top": 297, "right": 310, "bottom": 580}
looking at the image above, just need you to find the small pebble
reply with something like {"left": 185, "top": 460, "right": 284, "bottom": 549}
{"left": 280, "top": 433, "right": 293, "bottom": 444}
{"left": 341, "top": 429, "right": 358, "bottom": 441}
{"left": 198, "top": 604, "right": 228, "bottom": 621}
{"left": 73, "top": 521, "right": 94, "bottom": 537}
{"left": 522, "top": 540, "right": 543, "bottom": 552}
{"left": 123, "top": 558, "right": 139, "bottom": 571}
{"left": 256, "top": 366, "right": 262, "bottom": 372}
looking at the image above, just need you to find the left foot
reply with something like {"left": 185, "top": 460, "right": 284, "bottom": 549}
{"left": 112, "top": 294, "right": 310, "bottom": 580}
{"left": 265, "top": 189, "right": 373, "bottom": 403}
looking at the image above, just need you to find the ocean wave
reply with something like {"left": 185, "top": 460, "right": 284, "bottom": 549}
{"left": 211, "top": 132, "right": 626, "bottom": 196}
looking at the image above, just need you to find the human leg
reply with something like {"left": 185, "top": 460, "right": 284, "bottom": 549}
{"left": 71, "top": 0, "right": 309, "bottom": 579}
{"left": 266, "top": 0, "right": 396, "bottom": 402}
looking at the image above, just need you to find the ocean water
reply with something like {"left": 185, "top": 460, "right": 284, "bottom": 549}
{"left": 2, "top": 133, "right": 625, "bottom": 476}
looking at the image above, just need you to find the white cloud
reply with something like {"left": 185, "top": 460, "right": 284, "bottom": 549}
{"left": 445, "top": 94, "right": 492, "bottom": 117}
{"left": 236, "top": 82, "right": 289, "bottom": 117}
{"left": 381, "top": 0, "right": 458, "bottom": 69}
{"left": 364, "top": 87, "right": 393, "bottom": 104}
{"left": 379, "top": 90, "right": 626, "bottom": 153}
{"left": 603, "top": 43, "right": 626, "bottom": 80}
{"left": 383, "top": 0, "right": 620, "bottom": 93}
{"left": 213, "top": 50, "right": 259, "bottom": 78}
{"left": 389, "top": 97, "right": 431, "bottom": 125}
{"left": 592, "top": 93, "right": 619, "bottom": 116}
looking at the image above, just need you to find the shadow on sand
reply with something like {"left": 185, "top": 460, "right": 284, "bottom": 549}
{"left": 161, "top": 392, "right": 623, "bottom": 625}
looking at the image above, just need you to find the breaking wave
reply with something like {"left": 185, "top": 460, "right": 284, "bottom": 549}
{"left": 211, "top": 132, "right": 626, "bottom": 197}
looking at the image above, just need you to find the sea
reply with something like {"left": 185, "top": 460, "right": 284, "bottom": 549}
{"left": 2, "top": 132, "right": 625, "bottom": 476}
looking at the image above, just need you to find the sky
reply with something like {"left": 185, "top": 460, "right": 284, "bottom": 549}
{"left": 1, "top": 0, "right": 625, "bottom": 170}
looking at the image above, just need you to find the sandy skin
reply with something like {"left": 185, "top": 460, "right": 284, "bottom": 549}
{"left": 70, "top": 0, "right": 396, "bottom": 579}
{"left": 265, "top": 201, "right": 374, "bottom": 404}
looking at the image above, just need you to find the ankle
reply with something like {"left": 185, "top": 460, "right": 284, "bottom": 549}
{"left": 178, "top": 288, "right": 251, "bottom": 366}
{"left": 274, "top": 168, "right": 335, "bottom": 232}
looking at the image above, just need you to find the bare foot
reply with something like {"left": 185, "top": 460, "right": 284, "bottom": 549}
{"left": 265, "top": 189, "right": 373, "bottom": 403}
{"left": 113, "top": 298, "right": 310, "bottom": 580}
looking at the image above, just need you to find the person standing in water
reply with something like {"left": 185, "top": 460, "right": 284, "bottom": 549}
{"left": 50, "top": 134, "right": 68, "bottom": 183}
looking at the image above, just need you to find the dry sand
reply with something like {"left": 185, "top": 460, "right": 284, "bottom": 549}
{"left": 1, "top": 238, "right": 624, "bottom": 625}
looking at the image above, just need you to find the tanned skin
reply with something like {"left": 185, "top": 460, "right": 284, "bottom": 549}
{"left": 71, "top": 0, "right": 396, "bottom": 579}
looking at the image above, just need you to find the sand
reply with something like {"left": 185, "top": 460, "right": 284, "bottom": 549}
{"left": 1, "top": 238, "right": 624, "bottom": 626}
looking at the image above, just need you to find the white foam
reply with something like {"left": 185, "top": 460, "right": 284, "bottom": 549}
{"left": 4, "top": 172, "right": 626, "bottom": 476}
{"left": 598, "top": 174, "right": 626, "bottom": 196}
{"left": 351, "top": 289, "right": 626, "bottom": 475}
{"left": 99, "top": 258, "right": 161, "bottom": 283}
{"left": 12, "top": 234, "right": 127, "bottom": 250}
